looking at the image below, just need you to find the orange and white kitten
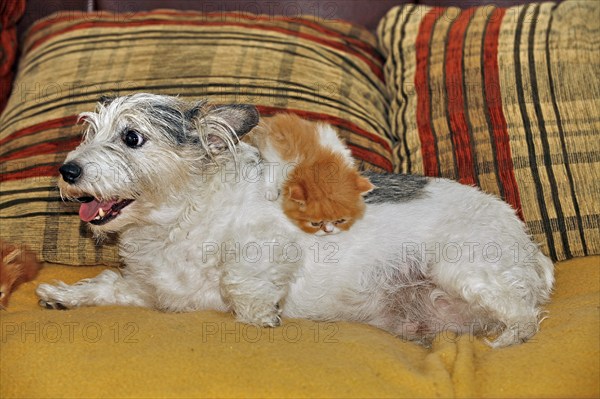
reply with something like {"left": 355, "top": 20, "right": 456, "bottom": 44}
{"left": 248, "top": 113, "right": 373, "bottom": 235}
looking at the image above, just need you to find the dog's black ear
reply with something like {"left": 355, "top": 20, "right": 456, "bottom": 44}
{"left": 98, "top": 95, "right": 116, "bottom": 106}
{"left": 211, "top": 104, "right": 259, "bottom": 139}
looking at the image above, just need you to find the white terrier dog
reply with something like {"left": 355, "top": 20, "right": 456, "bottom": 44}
{"left": 37, "top": 93, "right": 554, "bottom": 347}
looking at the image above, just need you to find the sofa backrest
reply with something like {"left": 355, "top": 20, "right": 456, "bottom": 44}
{"left": 17, "top": 0, "right": 558, "bottom": 40}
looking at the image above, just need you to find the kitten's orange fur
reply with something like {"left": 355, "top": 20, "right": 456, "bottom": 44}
{"left": 248, "top": 113, "right": 373, "bottom": 234}
{"left": 0, "top": 240, "right": 42, "bottom": 309}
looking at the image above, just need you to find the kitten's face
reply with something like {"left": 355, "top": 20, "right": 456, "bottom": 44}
{"left": 285, "top": 194, "right": 361, "bottom": 235}
{"left": 304, "top": 217, "right": 351, "bottom": 236}
{"left": 282, "top": 161, "right": 373, "bottom": 235}
{"left": 286, "top": 198, "right": 358, "bottom": 235}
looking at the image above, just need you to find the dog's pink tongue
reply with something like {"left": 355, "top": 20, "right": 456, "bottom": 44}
{"left": 79, "top": 200, "right": 116, "bottom": 222}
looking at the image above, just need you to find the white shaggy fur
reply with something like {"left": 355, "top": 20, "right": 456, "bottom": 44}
{"left": 315, "top": 123, "right": 354, "bottom": 166}
{"left": 37, "top": 94, "right": 554, "bottom": 348}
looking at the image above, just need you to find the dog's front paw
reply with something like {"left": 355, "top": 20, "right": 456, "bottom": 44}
{"left": 38, "top": 299, "right": 69, "bottom": 310}
{"left": 236, "top": 303, "right": 282, "bottom": 327}
{"left": 36, "top": 283, "right": 76, "bottom": 310}
{"left": 260, "top": 313, "right": 282, "bottom": 328}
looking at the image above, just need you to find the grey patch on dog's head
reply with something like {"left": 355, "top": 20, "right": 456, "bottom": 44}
{"left": 98, "top": 95, "right": 117, "bottom": 107}
{"left": 150, "top": 103, "right": 188, "bottom": 145}
{"left": 363, "top": 172, "right": 428, "bottom": 204}
{"left": 84, "top": 93, "right": 206, "bottom": 147}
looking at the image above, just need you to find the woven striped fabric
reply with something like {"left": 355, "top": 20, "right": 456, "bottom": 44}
{"left": 0, "top": 0, "right": 26, "bottom": 113}
{"left": 0, "top": 10, "right": 391, "bottom": 266}
{"left": 378, "top": 1, "right": 599, "bottom": 261}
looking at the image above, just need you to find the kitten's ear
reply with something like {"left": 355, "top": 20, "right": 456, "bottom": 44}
{"left": 287, "top": 183, "right": 307, "bottom": 205}
{"left": 2, "top": 246, "right": 21, "bottom": 265}
{"left": 356, "top": 175, "right": 375, "bottom": 195}
{"left": 211, "top": 104, "right": 260, "bottom": 139}
{"left": 3, "top": 250, "right": 24, "bottom": 282}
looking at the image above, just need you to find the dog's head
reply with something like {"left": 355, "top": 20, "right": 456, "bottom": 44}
{"left": 58, "top": 93, "right": 259, "bottom": 233}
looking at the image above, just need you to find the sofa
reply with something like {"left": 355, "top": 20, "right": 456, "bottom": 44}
{"left": 1, "top": 0, "right": 598, "bottom": 397}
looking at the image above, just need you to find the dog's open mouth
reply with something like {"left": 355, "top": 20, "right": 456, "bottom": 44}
{"left": 77, "top": 197, "right": 134, "bottom": 225}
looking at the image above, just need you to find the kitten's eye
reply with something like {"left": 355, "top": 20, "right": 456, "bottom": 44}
{"left": 335, "top": 219, "right": 347, "bottom": 224}
{"left": 310, "top": 221, "right": 322, "bottom": 227}
{"left": 122, "top": 129, "right": 145, "bottom": 148}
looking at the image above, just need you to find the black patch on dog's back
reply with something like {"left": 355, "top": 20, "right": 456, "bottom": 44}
{"left": 364, "top": 172, "right": 428, "bottom": 204}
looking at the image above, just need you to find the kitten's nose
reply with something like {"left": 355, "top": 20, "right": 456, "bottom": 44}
{"left": 59, "top": 162, "right": 82, "bottom": 184}
{"left": 322, "top": 223, "right": 334, "bottom": 233}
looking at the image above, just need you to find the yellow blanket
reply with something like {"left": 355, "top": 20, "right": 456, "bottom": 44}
{"left": 1, "top": 256, "right": 598, "bottom": 398}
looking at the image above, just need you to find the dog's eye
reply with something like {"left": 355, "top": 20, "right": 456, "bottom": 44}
{"left": 122, "top": 130, "right": 145, "bottom": 148}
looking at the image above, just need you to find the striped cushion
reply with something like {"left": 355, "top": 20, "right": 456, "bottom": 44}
{"left": 0, "top": 11, "right": 391, "bottom": 266}
{"left": 0, "top": 0, "right": 25, "bottom": 113}
{"left": 377, "top": 1, "right": 599, "bottom": 261}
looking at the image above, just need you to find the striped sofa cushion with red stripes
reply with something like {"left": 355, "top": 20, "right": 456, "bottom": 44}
{"left": 0, "top": 10, "right": 392, "bottom": 266}
{"left": 0, "top": 0, "right": 25, "bottom": 113}
{"left": 377, "top": 1, "right": 599, "bottom": 261}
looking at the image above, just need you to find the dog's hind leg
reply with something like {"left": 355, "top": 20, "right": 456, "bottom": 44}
{"left": 36, "top": 270, "right": 151, "bottom": 310}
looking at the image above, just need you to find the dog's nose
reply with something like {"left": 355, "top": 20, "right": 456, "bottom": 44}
{"left": 59, "top": 162, "right": 82, "bottom": 184}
